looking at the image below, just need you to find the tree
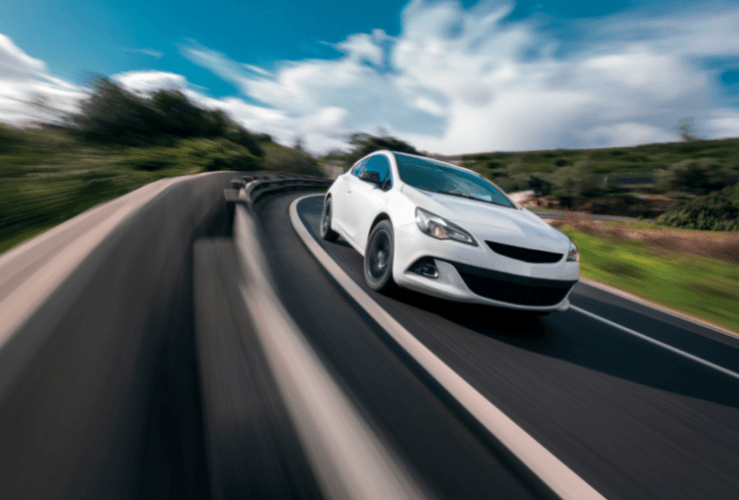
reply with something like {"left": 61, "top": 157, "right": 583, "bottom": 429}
{"left": 70, "top": 76, "right": 265, "bottom": 156}
{"left": 344, "top": 132, "right": 421, "bottom": 165}
{"left": 293, "top": 135, "right": 306, "bottom": 153}
{"left": 552, "top": 160, "right": 598, "bottom": 207}
{"left": 151, "top": 88, "right": 206, "bottom": 137}
{"left": 72, "top": 77, "right": 160, "bottom": 145}
{"left": 675, "top": 117, "right": 700, "bottom": 142}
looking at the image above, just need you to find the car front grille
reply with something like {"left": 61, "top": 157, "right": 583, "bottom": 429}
{"left": 486, "top": 241, "right": 563, "bottom": 264}
{"left": 451, "top": 262, "right": 576, "bottom": 306}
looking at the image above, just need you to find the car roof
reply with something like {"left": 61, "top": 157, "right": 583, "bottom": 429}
{"left": 375, "top": 150, "right": 479, "bottom": 176}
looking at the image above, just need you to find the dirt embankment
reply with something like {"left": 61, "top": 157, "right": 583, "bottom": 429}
{"left": 551, "top": 212, "right": 739, "bottom": 264}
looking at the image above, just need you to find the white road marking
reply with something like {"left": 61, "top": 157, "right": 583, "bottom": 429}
{"left": 572, "top": 305, "right": 739, "bottom": 382}
{"left": 290, "top": 194, "right": 608, "bottom": 500}
{"left": 577, "top": 277, "right": 739, "bottom": 340}
{"left": 233, "top": 203, "right": 430, "bottom": 500}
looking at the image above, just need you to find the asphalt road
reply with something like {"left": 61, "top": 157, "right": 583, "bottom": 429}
{"left": 256, "top": 192, "right": 739, "bottom": 500}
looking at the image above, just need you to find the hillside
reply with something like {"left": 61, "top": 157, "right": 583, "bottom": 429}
{"left": 0, "top": 124, "right": 321, "bottom": 254}
{"left": 434, "top": 137, "right": 739, "bottom": 191}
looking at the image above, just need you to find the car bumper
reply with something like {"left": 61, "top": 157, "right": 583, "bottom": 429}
{"left": 392, "top": 222, "right": 579, "bottom": 312}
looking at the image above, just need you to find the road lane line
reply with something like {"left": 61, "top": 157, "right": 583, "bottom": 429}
{"left": 233, "top": 203, "right": 430, "bottom": 500}
{"left": 571, "top": 305, "right": 739, "bottom": 382}
{"left": 576, "top": 277, "right": 739, "bottom": 340}
{"left": 290, "top": 194, "right": 607, "bottom": 500}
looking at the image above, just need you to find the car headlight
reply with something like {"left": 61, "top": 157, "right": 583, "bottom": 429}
{"left": 567, "top": 241, "right": 579, "bottom": 262}
{"left": 415, "top": 207, "right": 477, "bottom": 246}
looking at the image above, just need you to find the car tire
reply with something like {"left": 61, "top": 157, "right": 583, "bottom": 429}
{"left": 364, "top": 220, "right": 396, "bottom": 292}
{"left": 320, "top": 196, "right": 339, "bottom": 242}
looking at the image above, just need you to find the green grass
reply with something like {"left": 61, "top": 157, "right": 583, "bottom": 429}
{"left": 0, "top": 125, "right": 323, "bottom": 254}
{"left": 560, "top": 226, "right": 739, "bottom": 332}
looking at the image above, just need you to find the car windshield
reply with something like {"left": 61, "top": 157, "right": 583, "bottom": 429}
{"left": 393, "top": 153, "right": 515, "bottom": 208}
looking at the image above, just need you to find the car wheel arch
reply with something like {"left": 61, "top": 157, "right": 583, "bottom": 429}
{"left": 368, "top": 213, "right": 392, "bottom": 236}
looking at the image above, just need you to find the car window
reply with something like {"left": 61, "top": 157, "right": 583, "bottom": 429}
{"left": 351, "top": 158, "right": 368, "bottom": 176}
{"left": 393, "top": 152, "right": 514, "bottom": 208}
{"left": 363, "top": 155, "right": 392, "bottom": 183}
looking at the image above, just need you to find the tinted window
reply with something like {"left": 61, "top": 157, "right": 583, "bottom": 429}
{"left": 363, "top": 155, "right": 392, "bottom": 182}
{"left": 351, "top": 158, "right": 368, "bottom": 176}
{"left": 393, "top": 153, "right": 514, "bottom": 208}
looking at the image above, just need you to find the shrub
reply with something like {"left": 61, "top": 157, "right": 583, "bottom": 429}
{"left": 506, "top": 161, "right": 527, "bottom": 178}
{"left": 122, "top": 138, "right": 261, "bottom": 172}
{"left": 261, "top": 142, "right": 322, "bottom": 176}
{"left": 658, "top": 158, "right": 737, "bottom": 194}
{"left": 125, "top": 147, "right": 176, "bottom": 171}
{"left": 552, "top": 160, "right": 599, "bottom": 206}
{"left": 656, "top": 184, "right": 739, "bottom": 231}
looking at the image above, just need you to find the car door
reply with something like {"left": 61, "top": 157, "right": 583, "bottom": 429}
{"left": 332, "top": 157, "right": 368, "bottom": 237}
{"left": 347, "top": 154, "right": 394, "bottom": 252}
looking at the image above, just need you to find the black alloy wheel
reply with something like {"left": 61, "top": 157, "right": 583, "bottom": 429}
{"left": 364, "top": 220, "right": 396, "bottom": 292}
{"left": 320, "top": 197, "right": 339, "bottom": 242}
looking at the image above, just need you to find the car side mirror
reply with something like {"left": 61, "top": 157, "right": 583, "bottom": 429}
{"left": 359, "top": 170, "right": 382, "bottom": 185}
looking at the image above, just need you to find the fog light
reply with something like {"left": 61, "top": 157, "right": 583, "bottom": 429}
{"left": 410, "top": 258, "right": 439, "bottom": 278}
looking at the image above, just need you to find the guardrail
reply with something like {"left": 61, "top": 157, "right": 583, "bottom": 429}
{"left": 224, "top": 172, "right": 334, "bottom": 209}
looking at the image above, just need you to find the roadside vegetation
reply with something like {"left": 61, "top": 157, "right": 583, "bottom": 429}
{"left": 655, "top": 184, "right": 739, "bottom": 231}
{"left": 322, "top": 130, "right": 739, "bottom": 230}
{"left": 444, "top": 138, "right": 739, "bottom": 227}
{"left": 551, "top": 213, "right": 739, "bottom": 332}
{"left": 0, "top": 77, "right": 320, "bottom": 253}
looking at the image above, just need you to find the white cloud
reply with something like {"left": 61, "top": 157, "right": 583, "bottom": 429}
{"left": 112, "top": 70, "right": 187, "bottom": 94}
{"left": 335, "top": 29, "right": 388, "bottom": 66}
{"left": 702, "top": 108, "right": 739, "bottom": 139}
{"left": 137, "top": 48, "right": 164, "bottom": 59}
{"left": 124, "top": 48, "right": 164, "bottom": 59}
{"left": 0, "top": 33, "right": 46, "bottom": 81}
{"left": 0, "top": 33, "right": 87, "bottom": 125}
{"left": 243, "top": 63, "right": 271, "bottom": 76}
{"left": 179, "top": 41, "right": 260, "bottom": 94}
{"left": 3, "top": 0, "right": 739, "bottom": 154}
{"left": 180, "top": 0, "right": 739, "bottom": 154}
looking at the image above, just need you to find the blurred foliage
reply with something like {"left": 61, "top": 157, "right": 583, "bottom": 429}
{"left": 121, "top": 138, "right": 261, "bottom": 172}
{"left": 657, "top": 158, "right": 738, "bottom": 195}
{"left": 72, "top": 78, "right": 267, "bottom": 157}
{"left": 261, "top": 142, "right": 322, "bottom": 176}
{"left": 0, "top": 77, "right": 325, "bottom": 253}
{"left": 343, "top": 132, "right": 421, "bottom": 166}
{"left": 551, "top": 160, "right": 600, "bottom": 207}
{"left": 320, "top": 148, "right": 351, "bottom": 161}
{"left": 457, "top": 137, "right": 739, "bottom": 198}
{"left": 655, "top": 184, "right": 739, "bottom": 231}
{"left": 559, "top": 225, "right": 739, "bottom": 332}
{"left": 675, "top": 117, "right": 701, "bottom": 142}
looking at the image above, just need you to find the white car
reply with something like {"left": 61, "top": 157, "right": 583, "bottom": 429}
{"left": 319, "top": 150, "right": 580, "bottom": 314}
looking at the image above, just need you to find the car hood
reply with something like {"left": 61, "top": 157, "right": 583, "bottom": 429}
{"left": 402, "top": 185, "right": 571, "bottom": 253}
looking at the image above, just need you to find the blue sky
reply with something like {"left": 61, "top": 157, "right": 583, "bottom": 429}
{"left": 1, "top": 0, "right": 738, "bottom": 154}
